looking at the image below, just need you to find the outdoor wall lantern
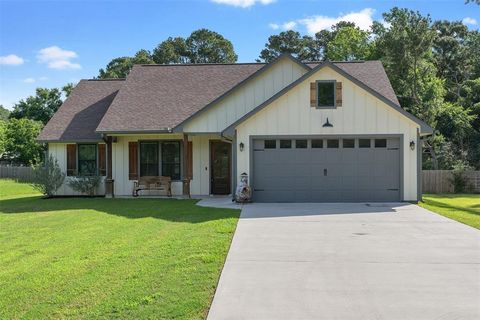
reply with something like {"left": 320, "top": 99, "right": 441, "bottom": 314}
{"left": 322, "top": 117, "right": 333, "bottom": 127}
{"left": 239, "top": 142, "right": 245, "bottom": 152}
{"left": 410, "top": 140, "right": 415, "bottom": 150}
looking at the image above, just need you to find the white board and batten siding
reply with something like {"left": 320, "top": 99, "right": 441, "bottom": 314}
{"left": 48, "top": 143, "right": 106, "bottom": 196}
{"left": 235, "top": 66, "right": 421, "bottom": 201}
{"left": 183, "top": 57, "right": 307, "bottom": 133}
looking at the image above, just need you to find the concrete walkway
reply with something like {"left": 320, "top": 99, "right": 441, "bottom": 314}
{"left": 203, "top": 202, "right": 480, "bottom": 320}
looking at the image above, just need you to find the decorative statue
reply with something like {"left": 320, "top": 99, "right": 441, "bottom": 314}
{"left": 235, "top": 172, "right": 251, "bottom": 203}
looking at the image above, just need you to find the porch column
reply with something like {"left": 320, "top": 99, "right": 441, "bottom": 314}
{"left": 105, "top": 136, "right": 114, "bottom": 198}
{"left": 182, "top": 134, "right": 191, "bottom": 198}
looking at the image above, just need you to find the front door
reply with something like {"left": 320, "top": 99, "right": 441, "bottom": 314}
{"left": 210, "top": 141, "right": 231, "bottom": 195}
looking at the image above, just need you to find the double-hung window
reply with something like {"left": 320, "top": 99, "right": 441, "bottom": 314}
{"left": 78, "top": 144, "right": 97, "bottom": 176}
{"left": 162, "top": 142, "right": 181, "bottom": 180}
{"left": 140, "top": 142, "right": 159, "bottom": 176}
{"left": 317, "top": 81, "right": 336, "bottom": 108}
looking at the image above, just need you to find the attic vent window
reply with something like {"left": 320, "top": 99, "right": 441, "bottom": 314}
{"left": 317, "top": 80, "right": 336, "bottom": 108}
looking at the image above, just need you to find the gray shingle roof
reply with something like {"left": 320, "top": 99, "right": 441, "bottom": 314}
{"left": 96, "top": 63, "right": 264, "bottom": 133}
{"left": 38, "top": 79, "right": 124, "bottom": 142}
{"left": 40, "top": 57, "right": 408, "bottom": 141}
{"left": 306, "top": 61, "right": 400, "bottom": 105}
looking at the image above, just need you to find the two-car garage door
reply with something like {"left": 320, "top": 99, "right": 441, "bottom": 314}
{"left": 252, "top": 137, "right": 401, "bottom": 202}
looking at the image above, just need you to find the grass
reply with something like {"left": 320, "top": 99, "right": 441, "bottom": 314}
{"left": 0, "top": 179, "right": 240, "bottom": 319}
{"left": 419, "top": 194, "right": 480, "bottom": 229}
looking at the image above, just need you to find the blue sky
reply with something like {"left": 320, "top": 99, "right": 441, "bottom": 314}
{"left": 0, "top": 0, "right": 478, "bottom": 110}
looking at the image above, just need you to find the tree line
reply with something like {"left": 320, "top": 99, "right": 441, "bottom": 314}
{"left": 1, "top": 6, "right": 479, "bottom": 171}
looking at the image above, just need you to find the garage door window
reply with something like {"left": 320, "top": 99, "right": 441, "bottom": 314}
{"left": 312, "top": 139, "right": 323, "bottom": 148}
{"left": 359, "top": 139, "right": 371, "bottom": 148}
{"left": 327, "top": 139, "right": 339, "bottom": 148}
{"left": 265, "top": 140, "right": 276, "bottom": 149}
{"left": 280, "top": 140, "right": 292, "bottom": 148}
{"left": 342, "top": 139, "right": 355, "bottom": 148}
{"left": 295, "top": 140, "right": 307, "bottom": 148}
{"left": 375, "top": 139, "right": 387, "bottom": 148}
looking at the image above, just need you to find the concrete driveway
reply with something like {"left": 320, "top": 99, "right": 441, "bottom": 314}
{"left": 205, "top": 202, "right": 480, "bottom": 320}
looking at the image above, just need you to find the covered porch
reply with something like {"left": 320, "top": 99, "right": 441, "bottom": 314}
{"left": 103, "top": 132, "right": 236, "bottom": 197}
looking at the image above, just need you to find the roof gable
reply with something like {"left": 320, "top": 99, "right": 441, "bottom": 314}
{"left": 96, "top": 63, "right": 265, "bottom": 133}
{"left": 38, "top": 79, "right": 124, "bottom": 142}
{"left": 223, "top": 61, "right": 433, "bottom": 135}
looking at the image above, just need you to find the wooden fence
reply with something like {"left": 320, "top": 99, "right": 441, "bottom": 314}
{"left": 0, "top": 165, "right": 34, "bottom": 182}
{"left": 422, "top": 170, "right": 480, "bottom": 193}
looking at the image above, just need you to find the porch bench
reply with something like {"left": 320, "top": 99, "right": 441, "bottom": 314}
{"left": 133, "top": 176, "right": 172, "bottom": 197}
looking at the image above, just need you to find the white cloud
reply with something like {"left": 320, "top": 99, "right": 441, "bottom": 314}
{"left": 22, "top": 76, "right": 48, "bottom": 83}
{"left": 0, "top": 54, "right": 24, "bottom": 65}
{"left": 269, "top": 23, "right": 280, "bottom": 30}
{"left": 269, "top": 21, "right": 297, "bottom": 31}
{"left": 211, "top": 0, "right": 275, "bottom": 8}
{"left": 277, "top": 8, "right": 375, "bottom": 35}
{"left": 463, "top": 17, "right": 477, "bottom": 25}
{"left": 37, "top": 46, "right": 81, "bottom": 70}
{"left": 283, "top": 21, "right": 297, "bottom": 30}
{"left": 48, "top": 60, "right": 81, "bottom": 70}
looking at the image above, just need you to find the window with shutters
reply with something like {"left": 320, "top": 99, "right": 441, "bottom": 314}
{"left": 78, "top": 144, "right": 97, "bottom": 176}
{"left": 316, "top": 80, "right": 336, "bottom": 108}
{"left": 137, "top": 141, "right": 182, "bottom": 180}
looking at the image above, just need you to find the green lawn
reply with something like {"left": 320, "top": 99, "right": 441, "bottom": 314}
{"left": 419, "top": 194, "right": 480, "bottom": 229}
{"left": 0, "top": 179, "right": 240, "bottom": 319}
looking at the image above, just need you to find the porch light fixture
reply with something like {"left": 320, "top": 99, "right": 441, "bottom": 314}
{"left": 410, "top": 140, "right": 415, "bottom": 150}
{"left": 239, "top": 142, "right": 244, "bottom": 152}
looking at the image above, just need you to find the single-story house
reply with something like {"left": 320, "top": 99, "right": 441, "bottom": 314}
{"left": 38, "top": 53, "right": 433, "bottom": 202}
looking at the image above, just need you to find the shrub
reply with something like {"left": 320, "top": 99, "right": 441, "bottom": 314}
{"left": 449, "top": 162, "right": 472, "bottom": 193}
{"left": 67, "top": 175, "right": 102, "bottom": 196}
{"left": 31, "top": 154, "right": 65, "bottom": 197}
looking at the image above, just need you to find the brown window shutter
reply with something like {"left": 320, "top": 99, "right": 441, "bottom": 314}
{"left": 66, "top": 144, "right": 77, "bottom": 176}
{"left": 336, "top": 82, "right": 342, "bottom": 107}
{"left": 98, "top": 144, "right": 106, "bottom": 176}
{"left": 187, "top": 141, "right": 193, "bottom": 179}
{"left": 310, "top": 82, "right": 317, "bottom": 107}
{"left": 128, "top": 141, "right": 138, "bottom": 180}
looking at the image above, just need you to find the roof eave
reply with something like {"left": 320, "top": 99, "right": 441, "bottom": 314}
{"left": 37, "top": 138, "right": 104, "bottom": 143}
{"left": 95, "top": 128, "right": 173, "bottom": 135}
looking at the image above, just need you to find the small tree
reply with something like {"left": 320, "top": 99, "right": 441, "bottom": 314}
{"left": 67, "top": 175, "right": 102, "bottom": 196}
{"left": 31, "top": 155, "right": 65, "bottom": 197}
{"left": 449, "top": 162, "right": 472, "bottom": 193}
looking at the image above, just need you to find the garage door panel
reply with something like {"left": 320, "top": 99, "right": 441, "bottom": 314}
{"left": 340, "top": 165, "right": 357, "bottom": 177}
{"left": 342, "top": 176, "right": 358, "bottom": 189}
{"left": 293, "top": 190, "right": 312, "bottom": 202}
{"left": 292, "top": 176, "right": 311, "bottom": 189}
{"left": 341, "top": 190, "right": 358, "bottom": 202}
{"left": 252, "top": 137, "right": 400, "bottom": 202}
{"left": 323, "top": 150, "right": 341, "bottom": 163}
{"left": 340, "top": 150, "right": 357, "bottom": 164}
{"left": 358, "top": 150, "right": 374, "bottom": 162}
